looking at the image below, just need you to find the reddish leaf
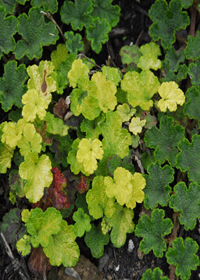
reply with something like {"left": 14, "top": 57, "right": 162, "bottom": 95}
{"left": 75, "top": 173, "right": 91, "bottom": 194}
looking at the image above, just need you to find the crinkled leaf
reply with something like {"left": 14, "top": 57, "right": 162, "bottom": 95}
{"left": 45, "top": 112, "right": 69, "bottom": 136}
{"left": 86, "top": 18, "right": 111, "bottom": 53}
{"left": 184, "top": 86, "right": 200, "bottom": 124}
{"left": 169, "top": 182, "right": 200, "bottom": 230}
{"left": 104, "top": 204, "right": 134, "bottom": 248}
{"left": 188, "top": 60, "right": 200, "bottom": 86}
{"left": 31, "top": 0, "right": 58, "bottom": 13}
{"left": 116, "top": 103, "right": 136, "bottom": 122}
{"left": 15, "top": 7, "right": 59, "bottom": 60}
{"left": 102, "top": 66, "right": 122, "bottom": 86}
{"left": 144, "top": 114, "right": 157, "bottom": 129}
{"left": 64, "top": 31, "right": 84, "bottom": 54}
{"left": 0, "top": 0, "right": 27, "bottom": 14}
{"left": 135, "top": 209, "right": 173, "bottom": 258}
{"left": 0, "top": 208, "right": 26, "bottom": 249}
{"left": 166, "top": 237, "right": 199, "bottom": 280}
{"left": 137, "top": 42, "right": 161, "bottom": 71}
{"left": 16, "top": 235, "right": 31, "bottom": 256}
{"left": 162, "top": 61, "right": 188, "bottom": 83}
{"left": 43, "top": 220, "right": 80, "bottom": 267}
{"left": 141, "top": 267, "right": 169, "bottom": 280}
{"left": 19, "top": 153, "right": 53, "bottom": 203}
{"left": 73, "top": 208, "right": 91, "bottom": 237}
{"left": 107, "top": 154, "right": 135, "bottom": 177}
{"left": 176, "top": 134, "right": 200, "bottom": 184}
{"left": 80, "top": 113, "right": 105, "bottom": 140}
{"left": 144, "top": 116, "right": 185, "bottom": 166}
{"left": 165, "top": 46, "right": 185, "bottom": 72}
{"left": 182, "top": 0, "right": 193, "bottom": 8}
{"left": 119, "top": 44, "right": 141, "bottom": 65}
{"left": 149, "top": 0, "right": 190, "bottom": 49}
{"left": 121, "top": 70, "right": 160, "bottom": 110}
{"left": 60, "top": 0, "right": 93, "bottom": 30}
{"left": 143, "top": 162, "right": 174, "bottom": 209}
{"left": 84, "top": 224, "right": 109, "bottom": 258}
{"left": 91, "top": 0, "right": 120, "bottom": 27}
{"left": 0, "top": 61, "right": 28, "bottom": 111}
{"left": 157, "top": 81, "right": 185, "bottom": 112}
{"left": 184, "top": 30, "right": 200, "bottom": 60}
{"left": 0, "top": 7, "right": 17, "bottom": 58}
{"left": 129, "top": 117, "right": 146, "bottom": 135}
{"left": 27, "top": 60, "right": 56, "bottom": 104}
{"left": 86, "top": 176, "right": 115, "bottom": 219}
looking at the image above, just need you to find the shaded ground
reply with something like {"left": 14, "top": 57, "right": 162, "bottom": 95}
{"left": 1, "top": 1, "right": 200, "bottom": 280}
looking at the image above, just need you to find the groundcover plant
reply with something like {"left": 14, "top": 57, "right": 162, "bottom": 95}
{"left": 1, "top": 0, "right": 200, "bottom": 279}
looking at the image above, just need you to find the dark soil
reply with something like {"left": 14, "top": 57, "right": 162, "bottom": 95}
{"left": 1, "top": 1, "right": 200, "bottom": 280}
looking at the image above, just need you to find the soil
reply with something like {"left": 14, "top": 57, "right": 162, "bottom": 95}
{"left": 1, "top": 1, "right": 200, "bottom": 280}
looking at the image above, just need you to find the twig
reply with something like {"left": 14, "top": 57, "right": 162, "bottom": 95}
{"left": 40, "top": 11, "right": 66, "bottom": 43}
{"left": 78, "top": 53, "right": 101, "bottom": 69}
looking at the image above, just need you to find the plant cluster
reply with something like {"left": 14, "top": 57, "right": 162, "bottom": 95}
{"left": 1, "top": 0, "right": 200, "bottom": 279}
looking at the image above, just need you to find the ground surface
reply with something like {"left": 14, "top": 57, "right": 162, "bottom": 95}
{"left": 1, "top": 1, "right": 200, "bottom": 280}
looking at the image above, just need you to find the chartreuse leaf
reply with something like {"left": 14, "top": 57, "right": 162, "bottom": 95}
{"left": 31, "top": 0, "right": 58, "bottom": 14}
{"left": 184, "top": 30, "right": 200, "bottom": 60}
{"left": 188, "top": 60, "right": 200, "bottom": 86}
{"left": 86, "top": 176, "right": 115, "bottom": 219}
{"left": 121, "top": 70, "right": 160, "bottom": 110}
{"left": 73, "top": 208, "right": 91, "bottom": 237}
{"left": 85, "top": 224, "right": 109, "bottom": 258}
{"left": 166, "top": 237, "right": 199, "bottom": 280}
{"left": 184, "top": 86, "right": 200, "bottom": 123}
{"left": 144, "top": 116, "right": 185, "bottom": 166}
{"left": 149, "top": 0, "right": 190, "bottom": 49}
{"left": 176, "top": 135, "right": 200, "bottom": 184}
{"left": 0, "top": 143, "right": 14, "bottom": 173}
{"left": 169, "top": 182, "right": 200, "bottom": 230}
{"left": 22, "top": 89, "right": 49, "bottom": 122}
{"left": 143, "top": 162, "right": 174, "bottom": 209}
{"left": 64, "top": 31, "right": 84, "bottom": 54}
{"left": 17, "top": 123, "right": 42, "bottom": 156}
{"left": 0, "top": 61, "right": 28, "bottom": 111}
{"left": 60, "top": 0, "right": 93, "bottom": 30}
{"left": 51, "top": 44, "right": 68, "bottom": 70}
{"left": 19, "top": 152, "right": 53, "bottom": 203}
{"left": 44, "top": 112, "right": 69, "bottom": 136}
{"left": 0, "top": 6, "right": 17, "bottom": 58}
{"left": 43, "top": 220, "right": 80, "bottom": 267}
{"left": 129, "top": 117, "right": 146, "bottom": 135}
{"left": 16, "top": 235, "right": 31, "bottom": 256}
{"left": 27, "top": 60, "right": 56, "bottom": 105}
{"left": 141, "top": 267, "right": 169, "bottom": 280}
{"left": 91, "top": 0, "right": 120, "bottom": 27}
{"left": 68, "top": 59, "right": 89, "bottom": 88}
{"left": 97, "top": 111, "right": 132, "bottom": 175}
{"left": 15, "top": 7, "right": 59, "bottom": 60}
{"left": 157, "top": 81, "right": 185, "bottom": 112}
{"left": 137, "top": 42, "right": 162, "bottom": 71}
{"left": 104, "top": 204, "right": 134, "bottom": 248}
{"left": 80, "top": 113, "right": 105, "bottom": 140}
{"left": 86, "top": 18, "right": 111, "bottom": 53}
{"left": 135, "top": 209, "right": 173, "bottom": 258}
{"left": 76, "top": 138, "right": 104, "bottom": 175}
{"left": 116, "top": 103, "right": 136, "bottom": 122}
{"left": 102, "top": 66, "right": 122, "bottom": 86}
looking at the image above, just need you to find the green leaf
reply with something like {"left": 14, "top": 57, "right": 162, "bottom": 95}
{"left": 104, "top": 204, "right": 134, "bottom": 248}
{"left": 86, "top": 176, "right": 115, "bottom": 219}
{"left": 19, "top": 153, "right": 53, "bottom": 203}
{"left": 184, "top": 86, "right": 200, "bottom": 123}
{"left": 149, "top": 0, "right": 190, "bottom": 49}
{"left": 0, "top": 0, "right": 28, "bottom": 15}
{"left": 135, "top": 209, "right": 173, "bottom": 258}
{"left": 144, "top": 116, "right": 184, "bottom": 166}
{"left": 0, "top": 61, "right": 28, "bottom": 111}
{"left": 102, "top": 66, "right": 122, "bottom": 86}
{"left": 141, "top": 267, "right": 169, "bottom": 280}
{"left": 176, "top": 135, "right": 200, "bottom": 184}
{"left": 184, "top": 31, "right": 200, "bottom": 60}
{"left": 9, "top": 169, "right": 26, "bottom": 198}
{"left": 107, "top": 154, "right": 135, "bottom": 177}
{"left": 169, "top": 182, "right": 200, "bottom": 230}
{"left": 15, "top": 7, "right": 59, "bottom": 60}
{"left": 64, "top": 31, "right": 84, "bottom": 54}
{"left": 91, "top": 0, "right": 120, "bottom": 27}
{"left": 119, "top": 44, "right": 141, "bottom": 65}
{"left": 60, "top": 0, "right": 92, "bottom": 30}
{"left": 137, "top": 42, "right": 162, "bottom": 71}
{"left": 44, "top": 112, "right": 69, "bottom": 136}
{"left": 73, "top": 208, "right": 91, "bottom": 237}
{"left": 165, "top": 47, "right": 185, "bottom": 72}
{"left": 16, "top": 235, "right": 31, "bottom": 256}
{"left": 121, "top": 70, "right": 160, "bottom": 110}
{"left": 188, "top": 60, "right": 200, "bottom": 86}
{"left": 51, "top": 44, "right": 68, "bottom": 71}
{"left": 31, "top": 0, "right": 58, "bottom": 13}
{"left": 166, "top": 237, "right": 199, "bottom": 280}
{"left": 80, "top": 113, "right": 105, "bottom": 140}
{"left": 84, "top": 224, "right": 109, "bottom": 258}
{"left": 86, "top": 18, "right": 111, "bottom": 53}
{"left": 0, "top": 208, "right": 26, "bottom": 249}
{"left": 143, "top": 162, "right": 174, "bottom": 209}
{"left": 182, "top": 0, "right": 193, "bottom": 9}
{"left": 43, "top": 220, "right": 80, "bottom": 267}
{"left": 0, "top": 6, "right": 18, "bottom": 58}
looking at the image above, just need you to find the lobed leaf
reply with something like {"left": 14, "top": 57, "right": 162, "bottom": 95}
{"left": 184, "top": 86, "right": 200, "bottom": 124}
{"left": 141, "top": 267, "right": 169, "bottom": 280}
{"left": 73, "top": 208, "right": 91, "bottom": 237}
{"left": 31, "top": 0, "right": 58, "bottom": 14}
{"left": 129, "top": 117, "right": 146, "bottom": 135}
